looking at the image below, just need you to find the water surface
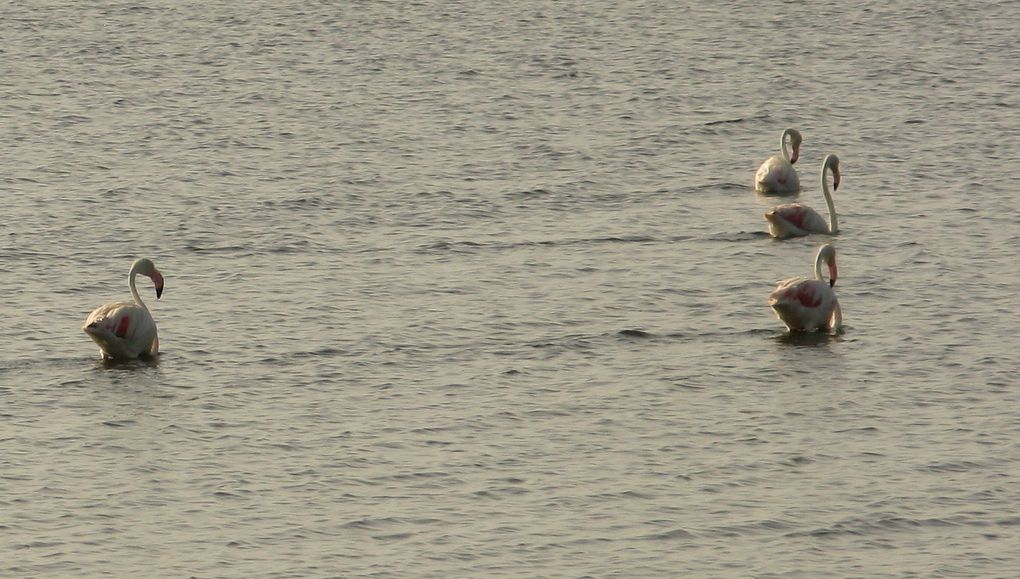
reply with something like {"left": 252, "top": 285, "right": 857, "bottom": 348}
{"left": 3, "top": 1, "right": 1019, "bottom": 576}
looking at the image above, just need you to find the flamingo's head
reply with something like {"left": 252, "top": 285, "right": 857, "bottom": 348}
{"left": 825, "top": 153, "right": 841, "bottom": 191}
{"left": 817, "top": 244, "right": 838, "bottom": 287}
{"left": 786, "top": 128, "right": 803, "bottom": 164}
{"left": 132, "top": 258, "right": 164, "bottom": 299}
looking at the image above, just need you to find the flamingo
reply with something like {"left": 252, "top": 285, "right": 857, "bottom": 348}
{"left": 754, "top": 128, "right": 802, "bottom": 195}
{"left": 765, "top": 154, "right": 841, "bottom": 239}
{"left": 83, "top": 258, "right": 164, "bottom": 360}
{"left": 768, "top": 244, "right": 842, "bottom": 332}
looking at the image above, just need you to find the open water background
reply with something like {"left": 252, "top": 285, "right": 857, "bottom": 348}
{"left": 3, "top": 1, "right": 1020, "bottom": 576}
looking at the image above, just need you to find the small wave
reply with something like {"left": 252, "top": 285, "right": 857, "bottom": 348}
{"left": 184, "top": 244, "right": 249, "bottom": 254}
{"left": 259, "top": 196, "right": 333, "bottom": 209}
{"left": 417, "top": 235, "right": 662, "bottom": 255}
{"left": 339, "top": 518, "right": 398, "bottom": 530}
{"left": 640, "top": 528, "right": 696, "bottom": 541}
{"left": 418, "top": 239, "right": 485, "bottom": 253}
{"left": 704, "top": 117, "right": 748, "bottom": 126}
{"left": 268, "top": 241, "right": 310, "bottom": 254}
{"left": 706, "top": 519, "right": 798, "bottom": 538}
{"left": 773, "top": 330, "right": 844, "bottom": 347}
{"left": 615, "top": 327, "right": 799, "bottom": 344}
{"left": 101, "top": 420, "right": 136, "bottom": 428}
{"left": 371, "top": 532, "right": 414, "bottom": 542}
{"left": 707, "top": 231, "right": 772, "bottom": 242}
{"left": 504, "top": 188, "right": 552, "bottom": 200}
{"left": 676, "top": 182, "right": 748, "bottom": 196}
{"left": 916, "top": 461, "right": 984, "bottom": 473}
{"left": 618, "top": 329, "right": 654, "bottom": 338}
{"left": 681, "top": 113, "right": 771, "bottom": 135}
{"left": 788, "top": 515, "right": 965, "bottom": 539}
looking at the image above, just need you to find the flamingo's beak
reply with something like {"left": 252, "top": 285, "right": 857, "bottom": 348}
{"left": 152, "top": 270, "right": 165, "bottom": 299}
{"left": 790, "top": 146, "right": 799, "bottom": 165}
{"left": 832, "top": 167, "right": 841, "bottom": 191}
{"left": 828, "top": 261, "right": 838, "bottom": 287}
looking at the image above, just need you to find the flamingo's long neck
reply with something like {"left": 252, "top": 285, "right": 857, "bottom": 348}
{"left": 813, "top": 252, "right": 826, "bottom": 282}
{"left": 129, "top": 270, "right": 147, "bottom": 311}
{"left": 822, "top": 164, "right": 838, "bottom": 234}
{"left": 781, "top": 134, "right": 791, "bottom": 161}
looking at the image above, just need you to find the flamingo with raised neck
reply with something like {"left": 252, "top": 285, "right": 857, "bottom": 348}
{"left": 764, "top": 154, "right": 841, "bottom": 239}
{"left": 768, "top": 244, "right": 843, "bottom": 332}
{"left": 82, "top": 257, "right": 164, "bottom": 360}
{"left": 754, "top": 128, "right": 802, "bottom": 195}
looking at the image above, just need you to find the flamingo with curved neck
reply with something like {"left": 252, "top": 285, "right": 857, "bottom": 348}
{"left": 754, "top": 128, "right": 802, "bottom": 195}
{"left": 764, "top": 154, "right": 841, "bottom": 239}
{"left": 83, "top": 258, "right": 164, "bottom": 360}
{"left": 768, "top": 244, "right": 843, "bottom": 332}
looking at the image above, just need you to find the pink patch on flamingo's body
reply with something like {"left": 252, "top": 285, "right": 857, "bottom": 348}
{"left": 116, "top": 316, "right": 131, "bottom": 338}
{"left": 795, "top": 285, "right": 822, "bottom": 308}
{"left": 782, "top": 207, "right": 808, "bottom": 229}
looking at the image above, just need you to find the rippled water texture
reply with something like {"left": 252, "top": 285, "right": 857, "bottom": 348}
{"left": 3, "top": 1, "right": 1020, "bottom": 576}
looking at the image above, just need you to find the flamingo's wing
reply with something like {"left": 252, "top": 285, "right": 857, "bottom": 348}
{"left": 769, "top": 279, "right": 836, "bottom": 331}
{"left": 768, "top": 204, "right": 827, "bottom": 233}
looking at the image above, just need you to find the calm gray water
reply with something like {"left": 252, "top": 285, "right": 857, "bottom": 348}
{"left": 3, "top": 1, "right": 1020, "bottom": 576}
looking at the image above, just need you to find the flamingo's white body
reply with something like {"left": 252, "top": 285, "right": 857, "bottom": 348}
{"left": 83, "top": 258, "right": 164, "bottom": 360}
{"left": 754, "top": 128, "right": 802, "bottom": 195}
{"left": 769, "top": 244, "right": 842, "bottom": 332}
{"left": 765, "top": 154, "right": 841, "bottom": 239}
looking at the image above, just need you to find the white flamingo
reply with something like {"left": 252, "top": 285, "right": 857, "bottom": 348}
{"left": 754, "top": 128, "right": 802, "bottom": 195}
{"left": 83, "top": 258, "right": 164, "bottom": 360}
{"left": 765, "top": 154, "right": 840, "bottom": 239}
{"left": 769, "top": 244, "right": 842, "bottom": 332}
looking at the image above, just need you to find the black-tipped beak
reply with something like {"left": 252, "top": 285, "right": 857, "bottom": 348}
{"left": 152, "top": 270, "right": 165, "bottom": 300}
{"left": 830, "top": 279, "right": 836, "bottom": 288}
